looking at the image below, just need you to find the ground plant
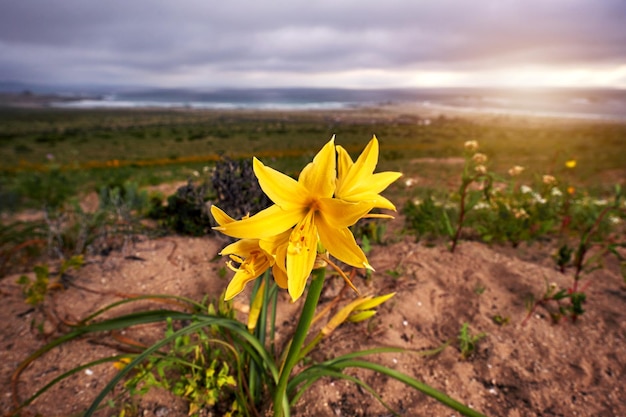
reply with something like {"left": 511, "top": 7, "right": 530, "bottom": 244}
{"left": 457, "top": 322, "right": 487, "bottom": 361}
{"left": 403, "top": 139, "right": 626, "bottom": 324}
{"left": 524, "top": 184, "right": 626, "bottom": 323}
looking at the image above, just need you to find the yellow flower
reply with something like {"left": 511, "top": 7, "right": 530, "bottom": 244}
{"left": 565, "top": 160, "right": 577, "bottom": 169}
{"left": 212, "top": 206, "right": 290, "bottom": 300}
{"left": 213, "top": 138, "right": 376, "bottom": 301}
{"left": 113, "top": 357, "right": 131, "bottom": 370}
{"left": 335, "top": 136, "right": 402, "bottom": 211}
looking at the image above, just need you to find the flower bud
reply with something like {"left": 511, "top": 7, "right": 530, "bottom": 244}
{"left": 474, "top": 164, "right": 487, "bottom": 174}
{"left": 512, "top": 208, "right": 529, "bottom": 219}
{"left": 508, "top": 166, "right": 525, "bottom": 177}
{"left": 464, "top": 140, "right": 478, "bottom": 152}
{"left": 472, "top": 153, "right": 488, "bottom": 164}
{"left": 542, "top": 175, "right": 557, "bottom": 186}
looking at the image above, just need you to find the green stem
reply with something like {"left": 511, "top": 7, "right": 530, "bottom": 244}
{"left": 273, "top": 267, "right": 326, "bottom": 417}
{"left": 451, "top": 179, "right": 469, "bottom": 253}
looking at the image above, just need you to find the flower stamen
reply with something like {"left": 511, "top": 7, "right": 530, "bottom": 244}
{"left": 320, "top": 253, "right": 360, "bottom": 295}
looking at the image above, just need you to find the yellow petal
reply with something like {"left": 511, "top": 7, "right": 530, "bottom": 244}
{"left": 363, "top": 213, "right": 395, "bottom": 219}
{"left": 259, "top": 232, "right": 290, "bottom": 289}
{"left": 321, "top": 297, "right": 369, "bottom": 336}
{"left": 287, "top": 210, "right": 318, "bottom": 301}
{"left": 339, "top": 191, "right": 398, "bottom": 211}
{"left": 353, "top": 292, "right": 395, "bottom": 311}
{"left": 272, "top": 263, "right": 288, "bottom": 289}
{"left": 214, "top": 204, "right": 304, "bottom": 239}
{"left": 351, "top": 135, "right": 379, "bottom": 176}
{"left": 224, "top": 255, "right": 272, "bottom": 300}
{"left": 337, "top": 170, "right": 402, "bottom": 209}
{"left": 298, "top": 137, "right": 336, "bottom": 198}
{"left": 336, "top": 136, "right": 378, "bottom": 194}
{"left": 253, "top": 157, "right": 308, "bottom": 210}
{"left": 347, "top": 310, "right": 377, "bottom": 323}
{"left": 211, "top": 205, "right": 236, "bottom": 226}
{"left": 334, "top": 136, "right": 402, "bottom": 211}
{"left": 258, "top": 229, "right": 291, "bottom": 254}
{"left": 365, "top": 171, "right": 403, "bottom": 195}
{"left": 316, "top": 216, "right": 370, "bottom": 269}
{"left": 336, "top": 145, "right": 354, "bottom": 181}
{"left": 247, "top": 280, "right": 266, "bottom": 331}
{"left": 318, "top": 198, "right": 375, "bottom": 229}
{"left": 220, "top": 238, "right": 260, "bottom": 257}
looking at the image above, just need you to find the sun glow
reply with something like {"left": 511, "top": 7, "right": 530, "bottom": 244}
{"left": 407, "top": 65, "right": 626, "bottom": 89}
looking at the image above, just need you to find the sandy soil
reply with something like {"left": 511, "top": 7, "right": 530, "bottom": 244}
{"left": 1, "top": 214, "right": 625, "bottom": 417}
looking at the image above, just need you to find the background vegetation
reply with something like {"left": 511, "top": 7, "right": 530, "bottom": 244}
{"left": 2, "top": 107, "right": 625, "bottom": 212}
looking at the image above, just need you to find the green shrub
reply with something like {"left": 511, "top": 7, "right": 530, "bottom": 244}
{"left": 403, "top": 194, "right": 455, "bottom": 243}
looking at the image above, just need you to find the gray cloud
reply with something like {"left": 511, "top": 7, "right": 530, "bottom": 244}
{"left": 1, "top": 0, "right": 625, "bottom": 87}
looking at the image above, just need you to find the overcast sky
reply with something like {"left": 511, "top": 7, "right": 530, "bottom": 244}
{"left": 1, "top": 0, "right": 625, "bottom": 89}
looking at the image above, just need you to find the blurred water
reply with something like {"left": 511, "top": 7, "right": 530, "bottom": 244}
{"left": 52, "top": 87, "right": 626, "bottom": 121}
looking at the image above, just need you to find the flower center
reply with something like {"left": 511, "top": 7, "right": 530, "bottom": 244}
{"left": 228, "top": 250, "right": 262, "bottom": 275}
{"left": 288, "top": 209, "right": 316, "bottom": 256}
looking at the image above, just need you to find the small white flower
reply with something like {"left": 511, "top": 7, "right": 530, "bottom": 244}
{"left": 551, "top": 187, "right": 563, "bottom": 197}
{"left": 609, "top": 215, "right": 621, "bottom": 225}
{"left": 533, "top": 193, "right": 546, "bottom": 204}
{"left": 520, "top": 185, "right": 533, "bottom": 194}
